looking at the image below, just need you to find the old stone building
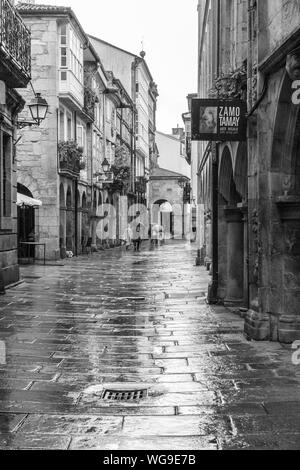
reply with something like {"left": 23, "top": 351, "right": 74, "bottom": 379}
{"left": 16, "top": 3, "right": 138, "bottom": 259}
{"left": 193, "top": 0, "right": 300, "bottom": 343}
{"left": 16, "top": 3, "right": 102, "bottom": 259}
{"left": 0, "top": 0, "right": 31, "bottom": 286}
{"left": 89, "top": 36, "right": 159, "bottom": 206}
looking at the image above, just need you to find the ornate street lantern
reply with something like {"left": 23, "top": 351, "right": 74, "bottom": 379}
{"left": 28, "top": 93, "right": 49, "bottom": 125}
{"left": 178, "top": 177, "right": 186, "bottom": 189}
{"left": 102, "top": 158, "right": 110, "bottom": 174}
{"left": 18, "top": 91, "right": 49, "bottom": 129}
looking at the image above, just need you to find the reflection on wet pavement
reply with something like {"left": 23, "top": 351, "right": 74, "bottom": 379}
{"left": 0, "top": 241, "right": 299, "bottom": 449}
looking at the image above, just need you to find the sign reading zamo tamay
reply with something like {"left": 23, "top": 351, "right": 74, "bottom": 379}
{"left": 191, "top": 99, "right": 247, "bottom": 142}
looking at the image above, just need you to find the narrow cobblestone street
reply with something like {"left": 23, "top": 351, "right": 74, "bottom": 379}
{"left": 0, "top": 242, "right": 299, "bottom": 450}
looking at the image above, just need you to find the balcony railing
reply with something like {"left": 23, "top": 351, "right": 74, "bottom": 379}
{"left": 0, "top": 0, "right": 31, "bottom": 86}
{"left": 58, "top": 141, "right": 85, "bottom": 178}
{"left": 84, "top": 86, "right": 96, "bottom": 120}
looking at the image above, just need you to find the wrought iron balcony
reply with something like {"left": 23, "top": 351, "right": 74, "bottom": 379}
{"left": 0, "top": 0, "right": 31, "bottom": 88}
{"left": 84, "top": 86, "right": 96, "bottom": 120}
{"left": 58, "top": 141, "right": 85, "bottom": 178}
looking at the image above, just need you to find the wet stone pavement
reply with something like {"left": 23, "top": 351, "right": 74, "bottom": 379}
{"left": 0, "top": 241, "right": 299, "bottom": 450}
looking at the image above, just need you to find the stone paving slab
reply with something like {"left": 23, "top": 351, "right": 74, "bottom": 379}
{"left": 0, "top": 242, "right": 299, "bottom": 449}
{"left": 69, "top": 435, "right": 218, "bottom": 450}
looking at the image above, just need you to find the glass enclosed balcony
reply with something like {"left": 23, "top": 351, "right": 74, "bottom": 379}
{"left": 0, "top": 0, "right": 31, "bottom": 88}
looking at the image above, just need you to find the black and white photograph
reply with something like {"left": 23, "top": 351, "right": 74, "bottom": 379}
{"left": 199, "top": 106, "right": 218, "bottom": 134}
{"left": 0, "top": 0, "right": 300, "bottom": 456}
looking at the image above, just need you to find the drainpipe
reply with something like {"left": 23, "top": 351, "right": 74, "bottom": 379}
{"left": 208, "top": 0, "right": 221, "bottom": 304}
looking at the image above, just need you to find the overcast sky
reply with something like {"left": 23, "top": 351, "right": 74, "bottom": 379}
{"left": 37, "top": 0, "right": 198, "bottom": 133}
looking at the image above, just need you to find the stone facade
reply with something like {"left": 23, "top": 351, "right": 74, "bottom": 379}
{"left": 193, "top": 0, "right": 300, "bottom": 343}
{"left": 90, "top": 36, "right": 159, "bottom": 206}
{"left": 16, "top": 4, "right": 158, "bottom": 260}
{"left": 0, "top": 0, "right": 31, "bottom": 286}
{"left": 17, "top": 15, "right": 60, "bottom": 260}
{"left": 16, "top": 4, "right": 142, "bottom": 260}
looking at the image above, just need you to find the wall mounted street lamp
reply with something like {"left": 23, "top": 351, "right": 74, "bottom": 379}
{"left": 178, "top": 177, "right": 187, "bottom": 189}
{"left": 17, "top": 90, "right": 49, "bottom": 129}
{"left": 102, "top": 157, "right": 111, "bottom": 174}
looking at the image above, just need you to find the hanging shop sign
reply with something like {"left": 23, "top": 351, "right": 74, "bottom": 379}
{"left": 191, "top": 99, "right": 247, "bottom": 142}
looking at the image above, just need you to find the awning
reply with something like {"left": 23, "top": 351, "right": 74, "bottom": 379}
{"left": 17, "top": 193, "right": 42, "bottom": 208}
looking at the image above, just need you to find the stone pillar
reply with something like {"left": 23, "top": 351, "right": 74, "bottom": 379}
{"left": 91, "top": 218, "right": 97, "bottom": 250}
{"left": 205, "top": 212, "right": 212, "bottom": 269}
{"left": 59, "top": 209, "right": 66, "bottom": 259}
{"left": 276, "top": 197, "right": 300, "bottom": 343}
{"left": 240, "top": 203, "right": 249, "bottom": 308}
{"left": 224, "top": 206, "right": 244, "bottom": 305}
{"left": 217, "top": 205, "right": 228, "bottom": 302}
{"left": 77, "top": 210, "right": 82, "bottom": 254}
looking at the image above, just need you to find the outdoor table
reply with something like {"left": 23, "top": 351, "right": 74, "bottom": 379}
{"left": 19, "top": 242, "right": 46, "bottom": 266}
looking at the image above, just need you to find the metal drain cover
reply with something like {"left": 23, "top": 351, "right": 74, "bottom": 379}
{"left": 102, "top": 388, "right": 148, "bottom": 402}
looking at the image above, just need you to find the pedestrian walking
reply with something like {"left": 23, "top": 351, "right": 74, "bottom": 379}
{"left": 132, "top": 221, "right": 146, "bottom": 252}
{"left": 122, "top": 225, "right": 133, "bottom": 251}
{"left": 151, "top": 223, "right": 164, "bottom": 246}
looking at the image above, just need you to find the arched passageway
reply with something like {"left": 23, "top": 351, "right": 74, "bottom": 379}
{"left": 17, "top": 183, "right": 36, "bottom": 260}
{"left": 218, "top": 145, "right": 247, "bottom": 306}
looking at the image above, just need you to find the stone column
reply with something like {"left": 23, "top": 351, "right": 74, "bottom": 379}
{"left": 276, "top": 197, "right": 300, "bottom": 343}
{"left": 224, "top": 206, "right": 244, "bottom": 305}
{"left": 59, "top": 209, "right": 66, "bottom": 259}
{"left": 91, "top": 218, "right": 97, "bottom": 250}
{"left": 205, "top": 211, "right": 212, "bottom": 269}
{"left": 239, "top": 203, "right": 249, "bottom": 308}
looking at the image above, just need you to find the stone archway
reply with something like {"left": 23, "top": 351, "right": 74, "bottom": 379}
{"left": 269, "top": 73, "right": 300, "bottom": 342}
{"left": 17, "top": 183, "right": 36, "bottom": 260}
{"left": 218, "top": 146, "right": 244, "bottom": 306}
{"left": 152, "top": 199, "right": 174, "bottom": 239}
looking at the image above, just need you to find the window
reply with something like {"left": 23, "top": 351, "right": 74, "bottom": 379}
{"left": 77, "top": 124, "right": 87, "bottom": 154}
{"left": 61, "top": 24, "right": 67, "bottom": 45}
{"left": 60, "top": 25, "right": 68, "bottom": 68}
{"left": 69, "top": 27, "right": 83, "bottom": 83}
{"left": 61, "top": 47, "right": 67, "bottom": 67}
{"left": 59, "top": 24, "right": 83, "bottom": 84}
{"left": 67, "top": 112, "right": 72, "bottom": 140}
{"left": 59, "top": 109, "right": 65, "bottom": 141}
{"left": 1, "top": 133, "right": 12, "bottom": 219}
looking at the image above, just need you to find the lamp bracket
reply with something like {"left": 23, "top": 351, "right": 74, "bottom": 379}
{"left": 17, "top": 120, "right": 39, "bottom": 130}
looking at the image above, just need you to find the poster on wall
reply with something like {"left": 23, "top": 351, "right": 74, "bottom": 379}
{"left": 191, "top": 99, "right": 247, "bottom": 142}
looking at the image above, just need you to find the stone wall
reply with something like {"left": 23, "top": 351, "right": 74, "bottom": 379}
{"left": 258, "top": 0, "right": 300, "bottom": 62}
{"left": 17, "top": 17, "right": 60, "bottom": 260}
